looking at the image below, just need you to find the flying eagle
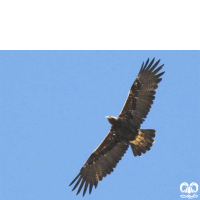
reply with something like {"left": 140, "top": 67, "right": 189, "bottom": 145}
{"left": 69, "top": 58, "right": 164, "bottom": 196}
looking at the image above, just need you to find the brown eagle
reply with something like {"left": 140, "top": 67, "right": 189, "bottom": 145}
{"left": 69, "top": 58, "right": 164, "bottom": 196}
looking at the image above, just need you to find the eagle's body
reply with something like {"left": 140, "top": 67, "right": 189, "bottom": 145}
{"left": 69, "top": 58, "right": 165, "bottom": 196}
{"left": 106, "top": 116, "right": 138, "bottom": 141}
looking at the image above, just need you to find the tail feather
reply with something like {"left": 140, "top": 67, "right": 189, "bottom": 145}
{"left": 130, "top": 129, "right": 155, "bottom": 157}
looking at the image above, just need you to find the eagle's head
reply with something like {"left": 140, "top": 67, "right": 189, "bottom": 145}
{"left": 106, "top": 116, "right": 118, "bottom": 125}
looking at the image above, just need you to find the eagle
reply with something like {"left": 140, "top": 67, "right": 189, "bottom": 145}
{"left": 69, "top": 58, "right": 164, "bottom": 196}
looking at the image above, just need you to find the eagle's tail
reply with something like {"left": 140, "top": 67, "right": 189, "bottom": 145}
{"left": 130, "top": 129, "right": 156, "bottom": 157}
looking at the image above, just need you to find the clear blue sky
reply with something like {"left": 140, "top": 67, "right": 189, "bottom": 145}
{"left": 0, "top": 51, "right": 200, "bottom": 200}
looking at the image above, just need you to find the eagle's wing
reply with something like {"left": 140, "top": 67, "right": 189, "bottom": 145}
{"left": 119, "top": 58, "right": 165, "bottom": 129}
{"left": 69, "top": 130, "right": 129, "bottom": 196}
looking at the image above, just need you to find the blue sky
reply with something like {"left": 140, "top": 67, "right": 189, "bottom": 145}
{"left": 0, "top": 51, "right": 200, "bottom": 200}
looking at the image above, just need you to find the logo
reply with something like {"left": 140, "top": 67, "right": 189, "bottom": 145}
{"left": 180, "top": 182, "right": 198, "bottom": 199}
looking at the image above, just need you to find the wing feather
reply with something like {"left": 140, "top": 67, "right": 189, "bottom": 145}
{"left": 119, "top": 58, "right": 165, "bottom": 128}
{"left": 72, "top": 175, "right": 82, "bottom": 191}
{"left": 83, "top": 181, "right": 89, "bottom": 196}
{"left": 89, "top": 182, "right": 93, "bottom": 194}
{"left": 77, "top": 179, "right": 85, "bottom": 195}
{"left": 69, "top": 130, "right": 129, "bottom": 196}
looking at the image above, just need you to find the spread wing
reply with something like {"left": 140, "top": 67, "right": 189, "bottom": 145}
{"left": 119, "top": 58, "right": 165, "bottom": 129}
{"left": 69, "top": 129, "right": 128, "bottom": 196}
